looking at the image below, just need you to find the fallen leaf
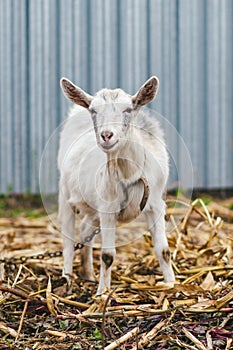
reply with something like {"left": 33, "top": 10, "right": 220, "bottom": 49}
{"left": 46, "top": 276, "right": 57, "bottom": 316}
{"left": 200, "top": 271, "right": 216, "bottom": 291}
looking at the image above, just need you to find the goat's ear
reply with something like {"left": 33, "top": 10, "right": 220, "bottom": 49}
{"left": 132, "top": 76, "right": 159, "bottom": 109}
{"left": 60, "top": 78, "right": 93, "bottom": 109}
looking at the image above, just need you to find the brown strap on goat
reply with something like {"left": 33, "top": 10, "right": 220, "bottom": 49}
{"left": 139, "top": 176, "right": 150, "bottom": 211}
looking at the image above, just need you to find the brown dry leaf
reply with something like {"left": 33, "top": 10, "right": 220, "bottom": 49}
{"left": 52, "top": 294, "right": 89, "bottom": 309}
{"left": 162, "top": 298, "right": 169, "bottom": 310}
{"left": 208, "top": 202, "right": 233, "bottom": 221}
{"left": 104, "top": 326, "right": 139, "bottom": 350}
{"left": 130, "top": 283, "right": 172, "bottom": 291}
{"left": 206, "top": 330, "right": 213, "bottom": 350}
{"left": 183, "top": 271, "right": 206, "bottom": 284}
{"left": 0, "top": 263, "right": 4, "bottom": 282}
{"left": 182, "top": 265, "right": 233, "bottom": 275}
{"left": 226, "top": 338, "right": 233, "bottom": 350}
{"left": 173, "top": 299, "right": 197, "bottom": 307}
{"left": 131, "top": 319, "right": 166, "bottom": 349}
{"left": 171, "top": 283, "right": 203, "bottom": 296}
{"left": 0, "top": 322, "right": 19, "bottom": 338}
{"left": 115, "top": 294, "right": 142, "bottom": 304}
{"left": 45, "top": 329, "right": 76, "bottom": 340}
{"left": 46, "top": 276, "right": 57, "bottom": 316}
{"left": 83, "top": 292, "right": 111, "bottom": 315}
{"left": 182, "top": 327, "right": 207, "bottom": 350}
{"left": 45, "top": 329, "right": 67, "bottom": 340}
{"left": 215, "top": 290, "right": 233, "bottom": 309}
{"left": 190, "top": 299, "right": 216, "bottom": 310}
{"left": 200, "top": 271, "right": 216, "bottom": 291}
{"left": 0, "top": 228, "right": 16, "bottom": 245}
{"left": 120, "top": 276, "right": 138, "bottom": 284}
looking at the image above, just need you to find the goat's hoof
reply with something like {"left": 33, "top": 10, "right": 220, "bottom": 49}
{"left": 62, "top": 274, "right": 73, "bottom": 295}
{"left": 95, "top": 287, "right": 110, "bottom": 297}
{"left": 80, "top": 270, "right": 96, "bottom": 283}
{"left": 165, "top": 281, "right": 175, "bottom": 288}
{"left": 158, "top": 280, "right": 175, "bottom": 289}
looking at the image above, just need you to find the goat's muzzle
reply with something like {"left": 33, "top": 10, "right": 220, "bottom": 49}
{"left": 101, "top": 130, "right": 114, "bottom": 142}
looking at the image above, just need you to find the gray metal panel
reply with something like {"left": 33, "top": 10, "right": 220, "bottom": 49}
{"left": 205, "top": 0, "right": 233, "bottom": 188}
{"left": 178, "top": 0, "right": 208, "bottom": 187}
{"left": 0, "top": 0, "right": 232, "bottom": 193}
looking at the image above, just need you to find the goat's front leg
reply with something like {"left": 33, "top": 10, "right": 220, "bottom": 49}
{"left": 97, "top": 214, "right": 116, "bottom": 295}
{"left": 146, "top": 201, "right": 175, "bottom": 283}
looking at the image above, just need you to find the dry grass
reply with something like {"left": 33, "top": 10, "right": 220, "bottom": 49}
{"left": 0, "top": 196, "right": 233, "bottom": 349}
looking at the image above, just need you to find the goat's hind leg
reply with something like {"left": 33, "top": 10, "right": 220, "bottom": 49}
{"left": 59, "top": 192, "right": 75, "bottom": 290}
{"left": 79, "top": 215, "right": 98, "bottom": 282}
{"left": 145, "top": 201, "right": 175, "bottom": 283}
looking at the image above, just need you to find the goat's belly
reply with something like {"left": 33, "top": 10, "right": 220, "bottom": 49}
{"left": 69, "top": 179, "right": 145, "bottom": 224}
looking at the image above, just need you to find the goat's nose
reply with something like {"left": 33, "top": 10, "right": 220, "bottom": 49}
{"left": 101, "top": 130, "right": 114, "bottom": 142}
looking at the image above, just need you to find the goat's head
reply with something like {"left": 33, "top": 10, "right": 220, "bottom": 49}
{"left": 60, "top": 77, "right": 159, "bottom": 153}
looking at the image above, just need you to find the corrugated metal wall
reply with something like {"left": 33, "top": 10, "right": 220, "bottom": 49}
{"left": 0, "top": 0, "right": 232, "bottom": 193}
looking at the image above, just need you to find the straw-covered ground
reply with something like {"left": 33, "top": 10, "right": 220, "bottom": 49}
{"left": 0, "top": 195, "right": 233, "bottom": 349}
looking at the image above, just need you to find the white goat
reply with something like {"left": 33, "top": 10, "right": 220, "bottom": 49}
{"left": 58, "top": 76, "right": 175, "bottom": 295}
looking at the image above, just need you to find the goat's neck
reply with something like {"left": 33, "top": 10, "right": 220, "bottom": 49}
{"left": 106, "top": 137, "right": 145, "bottom": 186}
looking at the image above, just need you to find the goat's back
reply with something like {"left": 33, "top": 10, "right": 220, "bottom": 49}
{"left": 58, "top": 106, "right": 95, "bottom": 169}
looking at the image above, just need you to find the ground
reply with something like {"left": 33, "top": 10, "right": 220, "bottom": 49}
{"left": 0, "top": 195, "right": 233, "bottom": 349}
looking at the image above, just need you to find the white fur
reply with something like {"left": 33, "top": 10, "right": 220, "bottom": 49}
{"left": 58, "top": 79, "right": 175, "bottom": 295}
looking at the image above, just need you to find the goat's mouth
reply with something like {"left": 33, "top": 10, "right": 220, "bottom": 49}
{"left": 101, "top": 140, "right": 119, "bottom": 151}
